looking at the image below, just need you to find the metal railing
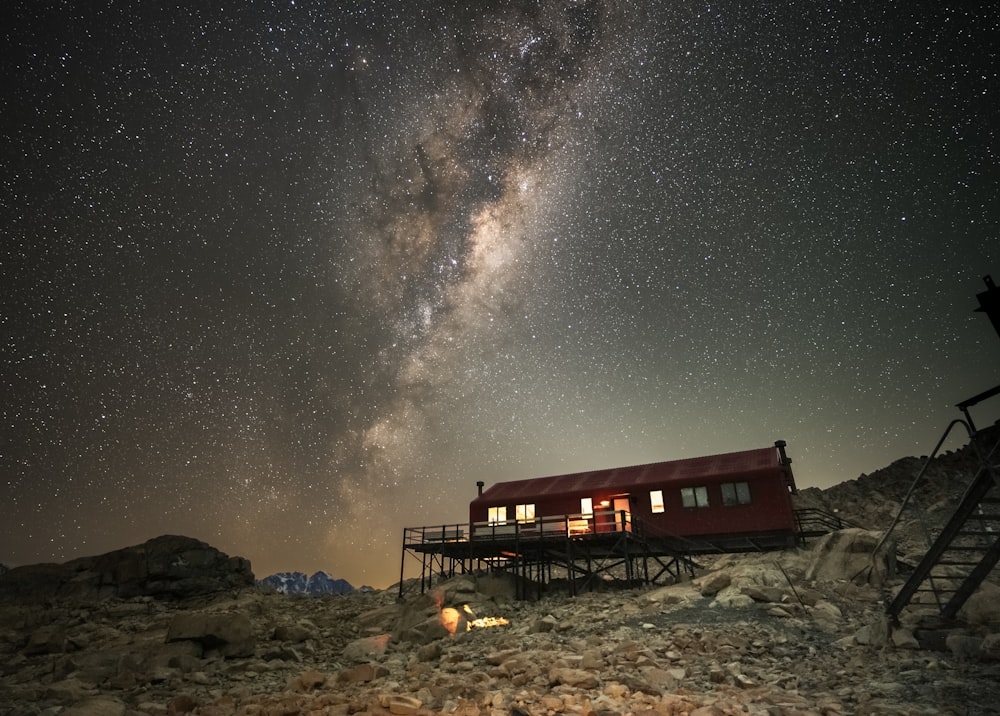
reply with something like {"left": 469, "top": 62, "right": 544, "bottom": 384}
{"left": 794, "top": 507, "right": 851, "bottom": 537}
{"left": 402, "top": 523, "right": 467, "bottom": 546}
{"left": 403, "top": 509, "right": 635, "bottom": 546}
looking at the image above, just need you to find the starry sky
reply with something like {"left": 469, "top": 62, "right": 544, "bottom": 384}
{"left": 3, "top": 1, "right": 998, "bottom": 589}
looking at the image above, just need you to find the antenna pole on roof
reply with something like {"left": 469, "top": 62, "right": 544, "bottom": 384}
{"left": 774, "top": 440, "right": 791, "bottom": 466}
{"left": 975, "top": 275, "right": 1000, "bottom": 341}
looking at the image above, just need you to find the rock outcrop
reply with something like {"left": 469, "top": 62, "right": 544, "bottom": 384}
{"left": 793, "top": 423, "right": 1000, "bottom": 563}
{"left": 0, "top": 535, "right": 253, "bottom": 603}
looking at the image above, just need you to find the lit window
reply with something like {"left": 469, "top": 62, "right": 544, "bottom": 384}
{"left": 650, "top": 490, "right": 665, "bottom": 513}
{"left": 488, "top": 506, "right": 507, "bottom": 525}
{"left": 580, "top": 497, "right": 593, "bottom": 517}
{"left": 721, "top": 482, "right": 752, "bottom": 506}
{"left": 680, "top": 486, "right": 709, "bottom": 508}
{"left": 516, "top": 503, "right": 535, "bottom": 523}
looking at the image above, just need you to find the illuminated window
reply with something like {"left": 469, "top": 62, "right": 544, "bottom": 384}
{"left": 650, "top": 490, "right": 665, "bottom": 513}
{"left": 488, "top": 506, "right": 507, "bottom": 525}
{"left": 515, "top": 503, "right": 535, "bottom": 523}
{"left": 680, "top": 486, "right": 709, "bottom": 508}
{"left": 721, "top": 482, "right": 752, "bottom": 506}
{"left": 580, "top": 497, "right": 593, "bottom": 517}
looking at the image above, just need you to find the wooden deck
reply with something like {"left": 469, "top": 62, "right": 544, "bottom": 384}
{"left": 399, "top": 509, "right": 816, "bottom": 599}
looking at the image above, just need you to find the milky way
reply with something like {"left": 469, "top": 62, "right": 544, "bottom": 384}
{"left": 3, "top": 1, "right": 998, "bottom": 587}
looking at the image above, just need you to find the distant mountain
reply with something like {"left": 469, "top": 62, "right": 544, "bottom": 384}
{"left": 257, "top": 571, "right": 354, "bottom": 595}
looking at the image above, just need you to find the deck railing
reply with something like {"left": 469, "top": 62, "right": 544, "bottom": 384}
{"left": 406, "top": 508, "right": 850, "bottom": 548}
{"left": 403, "top": 509, "right": 635, "bottom": 546}
{"left": 794, "top": 507, "right": 852, "bottom": 537}
{"left": 402, "top": 523, "right": 467, "bottom": 546}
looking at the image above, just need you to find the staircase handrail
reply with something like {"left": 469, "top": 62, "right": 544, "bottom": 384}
{"left": 871, "top": 419, "right": 973, "bottom": 563}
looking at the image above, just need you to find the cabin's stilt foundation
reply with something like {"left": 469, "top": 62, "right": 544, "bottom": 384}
{"left": 398, "top": 514, "right": 818, "bottom": 600}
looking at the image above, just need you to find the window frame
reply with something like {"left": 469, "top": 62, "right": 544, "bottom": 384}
{"left": 487, "top": 506, "right": 507, "bottom": 525}
{"left": 680, "top": 485, "right": 709, "bottom": 508}
{"left": 649, "top": 489, "right": 665, "bottom": 514}
{"left": 721, "top": 481, "right": 752, "bottom": 506}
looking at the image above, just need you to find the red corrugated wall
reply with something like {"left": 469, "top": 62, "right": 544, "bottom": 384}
{"left": 469, "top": 445, "right": 797, "bottom": 538}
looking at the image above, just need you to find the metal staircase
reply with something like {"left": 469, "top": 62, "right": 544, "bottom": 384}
{"left": 885, "top": 422, "right": 1000, "bottom": 625}
{"left": 885, "top": 275, "right": 1000, "bottom": 626}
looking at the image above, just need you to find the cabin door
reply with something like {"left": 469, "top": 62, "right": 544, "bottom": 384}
{"left": 613, "top": 496, "right": 631, "bottom": 532}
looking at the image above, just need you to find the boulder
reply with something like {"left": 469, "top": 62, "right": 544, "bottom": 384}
{"left": 980, "top": 633, "right": 1000, "bottom": 660}
{"left": 946, "top": 633, "right": 984, "bottom": 660}
{"left": 384, "top": 694, "right": 422, "bottom": 715}
{"left": 960, "top": 583, "right": 1000, "bottom": 628}
{"left": 549, "top": 666, "right": 600, "bottom": 688}
{"left": 60, "top": 696, "right": 127, "bottom": 716}
{"left": 273, "top": 621, "right": 315, "bottom": 643}
{"left": 341, "top": 634, "right": 390, "bottom": 662}
{"left": 165, "top": 611, "right": 255, "bottom": 658}
{"left": 742, "top": 585, "right": 784, "bottom": 603}
{"left": 24, "top": 624, "right": 67, "bottom": 655}
{"left": 804, "top": 529, "right": 895, "bottom": 587}
{"left": 289, "top": 669, "right": 327, "bottom": 691}
{"left": 697, "top": 571, "right": 731, "bottom": 597}
{"left": 891, "top": 627, "right": 920, "bottom": 649}
{"left": 472, "top": 572, "right": 518, "bottom": 601}
{"left": 336, "top": 662, "right": 388, "bottom": 683}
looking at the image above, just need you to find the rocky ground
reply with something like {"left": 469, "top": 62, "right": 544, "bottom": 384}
{"left": 3, "top": 429, "right": 1000, "bottom": 716}
{"left": 2, "top": 529, "right": 1000, "bottom": 716}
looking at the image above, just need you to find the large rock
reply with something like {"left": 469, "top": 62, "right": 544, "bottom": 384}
{"left": 341, "top": 634, "right": 391, "bottom": 662}
{"left": 959, "top": 583, "right": 1000, "bottom": 629}
{"left": 0, "top": 535, "right": 254, "bottom": 602}
{"left": 696, "top": 571, "right": 731, "bottom": 597}
{"left": 165, "top": 611, "right": 256, "bottom": 658}
{"left": 804, "top": 528, "right": 895, "bottom": 587}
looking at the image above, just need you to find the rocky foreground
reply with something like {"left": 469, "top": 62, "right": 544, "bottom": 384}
{"left": 2, "top": 530, "right": 1000, "bottom": 716}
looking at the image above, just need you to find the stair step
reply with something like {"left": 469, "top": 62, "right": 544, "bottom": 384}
{"left": 935, "top": 561, "right": 980, "bottom": 567}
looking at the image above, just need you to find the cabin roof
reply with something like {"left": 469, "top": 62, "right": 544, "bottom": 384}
{"left": 471, "top": 445, "right": 785, "bottom": 505}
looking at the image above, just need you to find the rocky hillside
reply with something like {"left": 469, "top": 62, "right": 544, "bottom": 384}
{"left": 0, "top": 535, "right": 253, "bottom": 604}
{"left": 794, "top": 423, "right": 1000, "bottom": 564}
{"left": 2, "top": 530, "right": 999, "bottom": 716}
{"left": 1, "top": 430, "right": 999, "bottom": 716}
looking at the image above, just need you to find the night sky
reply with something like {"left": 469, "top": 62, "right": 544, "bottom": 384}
{"left": 3, "top": 1, "right": 998, "bottom": 589}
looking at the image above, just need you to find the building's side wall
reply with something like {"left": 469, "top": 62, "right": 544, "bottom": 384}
{"left": 469, "top": 467, "right": 796, "bottom": 539}
{"left": 633, "top": 469, "right": 796, "bottom": 538}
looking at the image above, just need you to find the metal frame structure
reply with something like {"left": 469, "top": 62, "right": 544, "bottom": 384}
{"left": 398, "top": 508, "right": 819, "bottom": 600}
{"left": 884, "top": 399, "right": 1000, "bottom": 625}
{"left": 884, "top": 275, "right": 1000, "bottom": 626}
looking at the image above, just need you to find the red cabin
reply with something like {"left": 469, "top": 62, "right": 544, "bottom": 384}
{"left": 469, "top": 441, "right": 798, "bottom": 547}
